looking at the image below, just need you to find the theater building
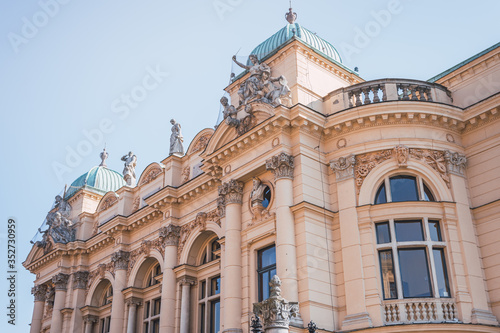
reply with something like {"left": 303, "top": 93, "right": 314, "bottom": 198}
{"left": 24, "top": 9, "right": 500, "bottom": 333}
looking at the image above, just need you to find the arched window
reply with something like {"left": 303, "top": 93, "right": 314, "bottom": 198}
{"left": 145, "top": 263, "right": 161, "bottom": 287}
{"left": 142, "top": 261, "right": 162, "bottom": 333}
{"left": 200, "top": 238, "right": 221, "bottom": 265}
{"left": 93, "top": 281, "right": 113, "bottom": 333}
{"left": 376, "top": 219, "right": 450, "bottom": 300}
{"left": 374, "top": 175, "right": 435, "bottom": 204}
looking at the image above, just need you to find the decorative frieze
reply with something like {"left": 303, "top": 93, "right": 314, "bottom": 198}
{"left": 330, "top": 154, "right": 356, "bottom": 181}
{"left": 444, "top": 150, "right": 467, "bottom": 176}
{"left": 191, "top": 134, "right": 211, "bottom": 153}
{"left": 32, "top": 285, "right": 47, "bottom": 302}
{"left": 266, "top": 152, "right": 294, "bottom": 181}
{"left": 218, "top": 180, "right": 244, "bottom": 205}
{"left": 354, "top": 149, "right": 393, "bottom": 193}
{"left": 72, "top": 271, "right": 89, "bottom": 289}
{"left": 409, "top": 148, "right": 450, "bottom": 187}
{"left": 159, "top": 225, "right": 182, "bottom": 247}
{"left": 52, "top": 273, "right": 70, "bottom": 291}
{"left": 253, "top": 275, "right": 299, "bottom": 330}
{"left": 111, "top": 250, "right": 130, "bottom": 270}
{"left": 99, "top": 195, "right": 118, "bottom": 213}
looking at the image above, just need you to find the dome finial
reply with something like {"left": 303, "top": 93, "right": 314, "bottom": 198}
{"left": 285, "top": 1, "right": 297, "bottom": 24}
{"left": 99, "top": 148, "right": 108, "bottom": 167}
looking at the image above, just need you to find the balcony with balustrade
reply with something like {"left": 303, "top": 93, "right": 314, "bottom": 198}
{"left": 326, "top": 79, "right": 453, "bottom": 114}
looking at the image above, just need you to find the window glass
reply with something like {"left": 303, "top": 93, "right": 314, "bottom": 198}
{"left": 395, "top": 220, "right": 424, "bottom": 242}
{"left": 433, "top": 249, "right": 450, "bottom": 297}
{"left": 376, "top": 222, "right": 391, "bottom": 244}
{"left": 375, "top": 183, "right": 387, "bottom": 204}
{"left": 210, "top": 300, "right": 220, "bottom": 333}
{"left": 200, "top": 281, "right": 206, "bottom": 299}
{"left": 259, "top": 246, "right": 276, "bottom": 268}
{"left": 258, "top": 245, "right": 277, "bottom": 301}
{"left": 398, "top": 248, "right": 432, "bottom": 298}
{"left": 211, "top": 277, "right": 220, "bottom": 296}
{"left": 379, "top": 250, "right": 397, "bottom": 299}
{"left": 144, "top": 301, "right": 150, "bottom": 319}
{"left": 200, "top": 304, "right": 205, "bottom": 333}
{"left": 390, "top": 176, "right": 419, "bottom": 202}
{"left": 152, "top": 319, "right": 159, "bottom": 333}
{"left": 262, "top": 186, "right": 271, "bottom": 208}
{"left": 423, "top": 183, "right": 435, "bottom": 201}
{"left": 153, "top": 298, "right": 161, "bottom": 316}
{"left": 211, "top": 240, "right": 220, "bottom": 260}
{"left": 429, "top": 221, "right": 442, "bottom": 241}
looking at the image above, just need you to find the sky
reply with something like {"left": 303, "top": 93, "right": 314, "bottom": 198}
{"left": 0, "top": 0, "right": 499, "bottom": 331}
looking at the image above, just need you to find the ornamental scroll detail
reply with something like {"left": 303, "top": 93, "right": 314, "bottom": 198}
{"left": 354, "top": 146, "right": 454, "bottom": 193}
{"left": 177, "top": 208, "right": 221, "bottom": 263}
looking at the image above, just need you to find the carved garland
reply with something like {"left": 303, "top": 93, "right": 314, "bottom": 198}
{"left": 353, "top": 146, "right": 453, "bottom": 194}
{"left": 140, "top": 167, "right": 163, "bottom": 186}
{"left": 99, "top": 195, "right": 118, "bottom": 213}
{"left": 191, "top": 134, "right": 211, "bottom": 153}
{"left": 177, "top": 208, "right": 221, "bottom": 262}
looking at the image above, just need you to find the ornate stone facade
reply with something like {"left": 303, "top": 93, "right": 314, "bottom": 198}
{"left": 111, "top": 250, "right": 130, "bottom": 270}
{"left": 218, "top": 180, "right": 244, "bottom": 205}
{"left": 330, "top": 154, "right": 356, "bottom": 181}
{"left": 159, "top": 224, "right": 181, "bottom": 246}
{"left": 72, "top": 271, "right": 89, "bottom": 289}
{"left": 32, "top": 285, "right": 47, "bottom": 302}
{"left": 266, "top": 152, "right": 294, "bottom": 181}
{"left": 52, "top": 273, "right": 70, "bottom": 291}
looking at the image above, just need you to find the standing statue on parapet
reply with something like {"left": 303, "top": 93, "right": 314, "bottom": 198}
{"left": 232, "top": 54, "right": 267, "bottom": 105}
{"left": 169, "top": 119, "right": 184, "bottom": 156}
{"left": 100, "top": 148, "right": 108, "bottom": 167}
{"left": 121, "top": 151, "right": 137, "bottom": 186}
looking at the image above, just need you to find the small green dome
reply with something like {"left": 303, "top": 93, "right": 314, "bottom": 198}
{"left": 248, "top": 22, "right": 342, "bottom": 65}
{"left": 65, "top": 166, "right": 126, "bottom": 199}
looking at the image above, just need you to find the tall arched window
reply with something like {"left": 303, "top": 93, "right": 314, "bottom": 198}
{"left": 142, "top": 261, "right": 162, "bottom": 333}
{"left": 374, "top": 174, "right": 435, "bottom": 204}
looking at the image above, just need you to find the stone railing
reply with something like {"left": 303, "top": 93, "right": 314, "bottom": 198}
{"left": 383, "top": 298, "right": 458, "bottom": 325}
{"left": 327, "top": 79, "right": 453, "bottom": 114}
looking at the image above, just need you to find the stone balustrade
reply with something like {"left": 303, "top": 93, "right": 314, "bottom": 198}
{"left": 327, "top": 79, "right": 453, "bottom": 114}
{"left": 383, "top": 298, "right": 458, "bottom": 325}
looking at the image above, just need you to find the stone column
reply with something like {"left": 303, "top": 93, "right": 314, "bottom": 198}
{"left": 265, "top": 154, "right": 301, "bottom": 309}
{"left": 110, "top": 250, "right": 130, "bottom": 333}
{"left": 218, "top": 179, "right": 244, "bottom": 333}
{"left": 51, "top": 273, "right": 70, "bottom": 333}
{"left": 330, "top": 155, "right": 372, "bottom": 330}
{"left": 30, "top": 285, "right": 47, "bottom": 333}
{"left": 253, "top": 275, "right": 299, "bottom": 333}
{"left": 68, "top": 271, "right": 89, "bottom": 332}
{"left": 159, "top": 224, "right": 181, "bottom": 333}
{"left": 179, "top": 277, "right": 196, "bottom": 333}
{"left": 84, "top": 315, "right": 98, "bottom": 333}
{"left": 444, "top": 151, "right": 498, "bottom": 325}
{"left": 126, "top": 298, "right": 142, "bottom": 333}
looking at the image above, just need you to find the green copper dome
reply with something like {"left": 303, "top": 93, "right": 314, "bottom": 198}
{"left": 65, "top": 166, "right": 126, "bottom": 199}
{"left": 248, "top": 22, "right": 342, "bottom": 65}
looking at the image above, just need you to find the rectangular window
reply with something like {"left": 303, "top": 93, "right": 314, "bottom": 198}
{"left": 210, "top": 300, "right": 220, "bottom": 333}
{"left": 395, "top": 220, "right": 424, "bottom": 242}
{"left": 151, "top": 319, "right": 160, "bottom": 333}
{"left": 429, "top": 220, "right": 442, "bottom": 241}
{"left": 153, "top": 298, "right": 161, "bottom": 316}
{"left": 144, "top": 301, "right": 150, "bottom": 319}
{"left": 433, "top": 249, "right": 450, "bottom": 297}
{"left": 258, "top": 245, "right": 277, "bottom": 302}
{"left": 200, "top": 304, "right": 205, "bottom": 333}
{"left": 398, "top": 248, "right": 432, "bottom": 298}
{"left": 376, "top": 222, "right": 391, "bottom": 244}
{"left": 379, "top": 250, "right": 397, "bottom": 299}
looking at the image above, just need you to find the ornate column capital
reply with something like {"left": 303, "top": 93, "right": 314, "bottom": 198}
{"left": 111, "top": 250, "right": 130, "bottom": 270}
{"left": 266, "top": 152, "right": 294, "bottom": 181}
{"left": 444, "top": 150, "right": 467, "bottom": 176}
{"left": 330, "top": 154, "right": 356, "bottom": 181}
{"left": 52, "top": 273, "right": 70, "bottom": 291}
{"left": 125, "top": 297, "right": 143, "bottom": 307}
{"left": 32, "top": 285, "right": 47, "bottom": 302}
{"left": 218, "top": 179, "right": 244, "bottom": 205}
{"left": 83, "top": 315, "right": 99, "bottom": 324}
{"left": 178, "top": 276, "right": 197, "bottom": 286}
{"left": 72, "top": 271, "right": 89, "bottom": 289}
{"left": 159, "top": 224, "right": 181, "bottom": 247}
{"left": 253, "top": 275, "right": 299, "bottom": 330}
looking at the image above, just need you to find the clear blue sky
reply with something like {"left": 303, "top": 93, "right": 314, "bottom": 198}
{"left": 0, "top": 0, "right": 498, "bottom": 331}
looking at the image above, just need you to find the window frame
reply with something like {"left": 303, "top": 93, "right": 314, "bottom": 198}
{"left": 374, "top": 174, "right": 437, "bottom": 204}
{"left": 257, "top": 244, "right": 277, "bottom": 302}
{"left": 198, "top": 275, "right": 221, "bottom": 333}
{"left": 143, "top": 297, "right": 161, "bottom": 333}
{"left": 375, "top": 218, "right": 450, "bottom": 300}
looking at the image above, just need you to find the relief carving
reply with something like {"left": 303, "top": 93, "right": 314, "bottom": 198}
{"left": 191, "top": 134, "right": 211, "bottom": 153}
{"left": 266, "top": 152, "right": 294, "bottom": 181}
{"left": 140, "top": 166, "right": 162, "bottom": 185}
{"left": 444, "top": 150, "right": 467, "bottom": 176}
{"left": 99, "top": 195, "right": 118, "bottom": 212}
{"left": 330, "top": 154, "right": 356, "bottom": 181}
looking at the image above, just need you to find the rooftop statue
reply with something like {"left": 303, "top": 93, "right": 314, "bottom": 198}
{"left": 99, "top": 148, "right": 108, "bottom": 167}
{"left": 232, "top": 55, "right": 291, "bottom": 107}
{"left": 220, "top": 96, "right": 239, "bottom": 128}
{"left": 169, "top": 119, "right": 185, "bottom": 156}
{"left": 35, "top": 195, "right": 76, "bottom": 249}
{"left": 121, "top": 151, "right": 137, "bottom": 186}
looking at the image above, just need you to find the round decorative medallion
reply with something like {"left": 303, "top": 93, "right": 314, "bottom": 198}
{"left": 164, "top": 210, "right": 171, "bottom": 219}
{"left": 272, "top": 137, "right": 280, "bottom": 147}
{"left": 446, "top": 134, "right": 455, "bottom": 143}
{"left": 337, "top": 138, "right": 347, "bottom": 148}
{"left": 224, "top": 165, "right": 231, "bottom": 174}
